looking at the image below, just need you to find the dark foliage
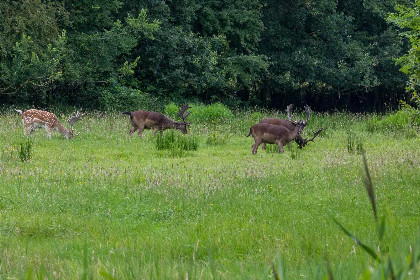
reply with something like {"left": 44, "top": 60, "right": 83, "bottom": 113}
{"left": 0, "top": 0, "right": 415, "bottom": 111}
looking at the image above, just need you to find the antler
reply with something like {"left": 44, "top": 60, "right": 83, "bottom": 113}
{"left": 306, "top": 127, "right": 323, "bottom": 143}
{"left": 298, "top": 127, "right": 324, "bottom": 148}
{"left": 67, "top": 111, "right": 85, "bottom": 133}
{"left": 178, "top": 104, "right": 191, "bottom": 123}
{"left": 286, "top": 104, "right": 294, "bottom": 121}
{"left": 304, "top": 105, "right": 311, "bottom": 125}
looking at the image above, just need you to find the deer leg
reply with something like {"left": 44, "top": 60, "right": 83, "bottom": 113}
{"left": 128, "top": 126, "right": 138, "bottom": 136}
{"left": 277, "top": 143, "right": 284, "bottom": 153}
{"left": 46, "top": 126, "right": 52, "bottom": 139}
{"left": 152, "top": 127, "right": 160, "bottom": 137}
{"left": 137, "top": 126, "right": 144, "bottom": 138}
{"left": 29, "top": 125, "right": 35, "bottom": 137}
{"left": 23, "top": 125, "right": 29, "bottom": 136}
{"left": 252, "top": 140, "right": 261, "bottom": 155}
{"left": 262, "top": 143, "right": 266, "bottom": 150}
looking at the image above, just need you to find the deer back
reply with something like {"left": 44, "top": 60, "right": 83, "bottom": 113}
{"left": 260, "top": 118, "right": 295, "bottom": 130}
{"left": 22, "top": 109, "right": 61, "bottom": 128}
{"left": 130, "top": 110, "right": 175, "bottom": 129}
{"left": 250, "top": 122, "right": 303, "bottom": 144}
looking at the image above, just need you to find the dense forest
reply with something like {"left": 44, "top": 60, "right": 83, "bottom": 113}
{"left": 0, "top": 0, "right": 417, "bottom": 111}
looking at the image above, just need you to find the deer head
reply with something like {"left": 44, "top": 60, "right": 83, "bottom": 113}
{"left": 176, "top": 104, "right": 191, "bottom": 134}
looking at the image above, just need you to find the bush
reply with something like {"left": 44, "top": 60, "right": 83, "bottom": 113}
{"left": 366, "top": 110, "right": 420, "bottom": 132}
{"left": 190, "top": 103, "right": 233, "bottom": 123}
{"left": 98, "top": 86, "right": 157, "bottom": 112}
{"left": 164, "top": 103, "right": 179, "bottom": 119}
{"left": 249, "top": 111, "right": 263, "bottom": 122}
{"left": 155, "top": 131, "right": 198, "bottom": 157}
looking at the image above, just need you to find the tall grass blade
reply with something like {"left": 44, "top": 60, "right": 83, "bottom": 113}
{"left": 25, "top": 265, "right": 33, "bottom": 280}
{"left": 99, "top": 268, "right": 118, "bottom": 280}
{"left": 271, "top": 254, "right": 286, "bottom": 280}
{"left": 387, "top": 257, "right": 396, "bottom": 280}
{"left": 378, "top": 216, "right": 386, "bottom": 242}
{"left": 330, "top": 216, "right": 379, "bottom": 262}
{"left": 411, "top": 226, "right": 420, "bottom": 271}
{"left": 326, "top": 259, "right": 334, "bottom": 280}
{"left": 361, "top": 150, "right": 377, "bottom": 222}
{"left": 271, "top": 262, "right": 280, "bottom": 280}
{"left": 81, "top": 242, "right": 89, "bottom": 280}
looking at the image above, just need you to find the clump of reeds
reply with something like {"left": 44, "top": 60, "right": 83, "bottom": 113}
{"left": 155, "top": 130, "right": 198, "bottom": 157}
{"left": 346, "top": 130, "right": 363, "bottom": 154}
{"left": 19, "top": 138, "right": 33, "bottom": 162}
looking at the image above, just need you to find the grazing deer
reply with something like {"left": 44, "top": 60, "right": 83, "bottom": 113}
{"left": 260, "top": 104, "right": 314, "bottom": 149}
{"left": 15, "top": 109, "right": 85, "bottom": 140}
{"left": 247, "top": 120, "right": 306, "bottom": 154}
{"left": 123, "top": 104, "right": 191, "bottom": 138}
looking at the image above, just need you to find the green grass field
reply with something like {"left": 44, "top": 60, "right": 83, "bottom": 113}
{"left": 0, "top": 108, "right": 419, "bottom": 279}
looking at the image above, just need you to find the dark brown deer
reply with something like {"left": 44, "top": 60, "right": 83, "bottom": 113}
{"left": 247, "top": 120, "right": 306, "bottom": 154}
{"left": 123, "top": 105, "right": 191, "bottom": 138}
{"left": 15, "top": 109, "right": 85, "bottom": 140}
{"left": 260, "top": 104, "right": 315, "bottom": 149}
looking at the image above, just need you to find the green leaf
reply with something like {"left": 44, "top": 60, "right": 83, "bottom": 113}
{"left": 378, "top": 216, "right": 386, "bottom": 241}
{"left": 330, "top": 216, "right": 380, "bottom": 262}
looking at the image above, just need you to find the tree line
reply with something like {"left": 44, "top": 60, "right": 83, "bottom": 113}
{"left": 0, "top": 0, "right": 416, "bottom": 112}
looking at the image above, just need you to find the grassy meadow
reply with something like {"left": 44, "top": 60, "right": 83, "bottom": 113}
{"left": 0, "top": 106, "right": 419, "bottom": 279}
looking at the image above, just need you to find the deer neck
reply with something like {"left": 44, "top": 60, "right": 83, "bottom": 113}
{"left": 286, "top": 127, "right": 300, "bottom": 142}
{"left": 55, "top": 123, "right": 72, "bottom": 139}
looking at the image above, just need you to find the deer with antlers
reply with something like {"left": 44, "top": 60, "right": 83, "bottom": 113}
{"left": 260, "top": 104, "right": 323, "bottom": 149}
{"left": 15, "top": 109, "right": 85, "bottom": 140}
{"left": 247, "top": 120, "right": 307, "bottom": 155}
{"left": 123, "top": 105, "right": 191, "bottom": 138}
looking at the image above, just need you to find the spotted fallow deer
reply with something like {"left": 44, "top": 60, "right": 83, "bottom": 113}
{"left": 247, "top": 120, "right": 307, "bottom": 154}
{"left": 123, "top": 104, "right": 191, "bottom": 138}
{"left": 15, "top": 109, "right": 85, "bottom": 140}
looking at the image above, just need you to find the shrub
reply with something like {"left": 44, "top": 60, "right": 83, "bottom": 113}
{"left": 366, "top": 110, "right": 420, "bottom": 132}
{"left": 155, "top": 131, "right": 198, "bottom": 157}
{"left": 190, "top": 103, "right": 233, "bottom": 123}
{"left": 249, "top": 111, "right": 263, "bottom": 122}
{"left": 164, "top": 103, "right": 179, "bottom": 119}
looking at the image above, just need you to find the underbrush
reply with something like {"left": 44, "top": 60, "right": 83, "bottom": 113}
{"left": 155, "top": 130, "right": 198, "bottom": 157}
{"left": 366, "top": 110, "right": 420, "bottom": 136}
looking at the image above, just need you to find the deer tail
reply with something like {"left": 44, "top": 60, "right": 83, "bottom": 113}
{"left": 246, "top": 128, "right": 252, "bottom": 137}
{"left": 122, "top": 112, "right": 131, "bottom": 116}
{"left": 15, "top": 109, "right": 23, "bottom": 115}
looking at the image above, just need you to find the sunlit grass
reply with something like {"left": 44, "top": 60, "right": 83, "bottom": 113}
{"left": 0, "top": 109, "right": 419, "bottom": 279}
